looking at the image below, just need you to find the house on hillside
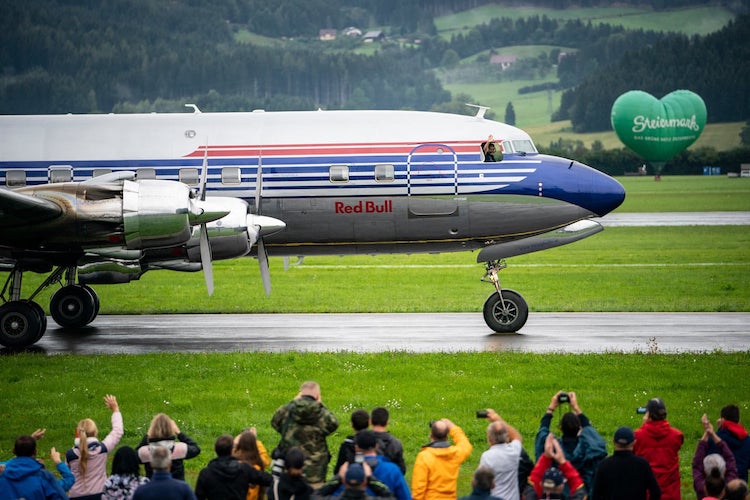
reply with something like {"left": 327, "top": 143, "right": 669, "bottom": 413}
{"left": 490, "top": 54, "right": 517, "bottom": 70}
{"left": 363, "top": 30, "right": 385, "bottom": 43}
{"left": 319, "top": 29, "right": 337, "bottom": 41}
{"left": 342, "top": 26, "right": 362, "bottom": 37}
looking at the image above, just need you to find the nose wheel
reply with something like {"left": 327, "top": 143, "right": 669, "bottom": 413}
{"left": 482, "top": 260, "right": 528, "bottom": 332}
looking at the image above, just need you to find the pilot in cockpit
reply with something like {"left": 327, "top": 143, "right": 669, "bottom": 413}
{"left": 481, "top": 135, "right": 501, "bottom": 162}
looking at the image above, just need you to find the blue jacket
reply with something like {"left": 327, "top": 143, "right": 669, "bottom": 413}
{"left": 132, "top": 471, "right": 196, "bottom": 500}
{"left": 0, "top": 456, "right": 69, "bottom": 500}
{"left": 535, "top": 413, "right": 608, "bottom": 496}
{"left": 365, "top": 455, "right": 412, "bottom": 500}
{"left": 715, "top": 425, "right": 750, "bottom": 482}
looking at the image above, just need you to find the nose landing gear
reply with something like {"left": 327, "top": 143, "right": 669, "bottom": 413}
{"left": 482, "top": 259, "right": 528, "bottom": 333}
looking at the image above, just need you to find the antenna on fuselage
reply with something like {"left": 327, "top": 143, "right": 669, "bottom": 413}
{"left": 185, "top": 103, "right": 202, "bottom": 114}
{"left": 465, "top": 103, "right": 490, "bottom": 119}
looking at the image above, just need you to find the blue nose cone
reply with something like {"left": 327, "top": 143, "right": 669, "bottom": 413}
{"left": 590, "top": 171, "right": 626, "bottom": 217}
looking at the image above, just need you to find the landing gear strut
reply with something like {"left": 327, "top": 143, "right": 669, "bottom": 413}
{"left": 481, "top": 260, "right": 528, "bottom": 333}
{"left": 0, "top": 265, "right": 100, "bottom": 348}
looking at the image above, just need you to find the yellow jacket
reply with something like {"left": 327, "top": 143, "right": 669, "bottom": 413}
{"left": 246, "top": 439, "right": 272, "bottom": 500}
{"left": 411, "top": 425, "right": 473, "bottom": 500}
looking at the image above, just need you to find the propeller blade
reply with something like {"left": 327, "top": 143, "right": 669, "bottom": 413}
{"left": 199, "top": 223, "right": 214, "bottom": 295}
{"left": 255, "top": 157, "right": 262, "bottom": 214}
{"left": 199, "top": 141, "right": 209, "bottom": 201}
{"left": 258, "top": 238, "right": 271, "bottom": 296}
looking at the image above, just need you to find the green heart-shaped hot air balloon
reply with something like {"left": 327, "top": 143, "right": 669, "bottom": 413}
{"left": 610, "top": 90, "right": 707, "bottom": 162}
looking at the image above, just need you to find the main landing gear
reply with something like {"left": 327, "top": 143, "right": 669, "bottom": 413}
{"left": 0, "top": 266, "right": 100, "bottom": 348}
{"left": 482, "top": 259, "right": 529, "bottom": 333}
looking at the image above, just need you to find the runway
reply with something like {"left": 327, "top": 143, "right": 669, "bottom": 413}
{"left": 23, "top": 312, "right": 749, "bottom": 355}
{"left": 6, "top": 212, "right": 748, "bottom": 356}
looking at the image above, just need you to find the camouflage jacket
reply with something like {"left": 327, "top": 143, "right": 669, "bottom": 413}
{"left": 272, "top": 395, "right": 339, "bottom": 484}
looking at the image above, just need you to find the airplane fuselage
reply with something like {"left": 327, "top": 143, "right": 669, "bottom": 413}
{"left": 0, "top": 110, "right": 624, "bottom": 257}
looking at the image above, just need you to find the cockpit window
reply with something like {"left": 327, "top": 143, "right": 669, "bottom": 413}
{"left": 511, "top": 139, "right": 536, "bottom": 154}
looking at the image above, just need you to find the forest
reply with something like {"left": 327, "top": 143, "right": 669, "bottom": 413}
{"left": 1, "top": 0, "right": 749, "bottom": 174}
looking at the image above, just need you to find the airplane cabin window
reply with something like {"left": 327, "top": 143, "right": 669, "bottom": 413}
{"left": 374, "top": 164, "right": 394, "bottom": 182}
{"left": 49, "top": 166, "right": 73, "bottom": 183}
{"left": 136, "top": 168, "right": 156, "bottom": 180}
{"left": 6, "top": 170, "right": 26, "bottom": 187}
{"left": 93, "top": 168, "right": 112, "bottom": 177}
{"left": 221, "top": 166, "right": 241, "bottom": 185}
{"left": 329, "top": 165, "right": 349, "bottom": 183}
{"left": 179, "top": 168, "right": 200, "bottom": 186}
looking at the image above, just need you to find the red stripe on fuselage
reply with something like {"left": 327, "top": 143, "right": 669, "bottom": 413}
{"left": 184, "top": 141, "right": 484, "bottom": 158}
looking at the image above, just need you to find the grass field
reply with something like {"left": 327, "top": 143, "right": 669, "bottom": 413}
{"left": 0, "top": 178, "right": 748, "bottom": 497}
{"left": 0, "top": 352, "right": 747, "bottom": 497}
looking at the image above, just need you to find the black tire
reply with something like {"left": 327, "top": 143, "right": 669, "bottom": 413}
{"left": 50, "top": 285, "right": 97, "bottom": 328}
{"left": 0, "top": 301, "right": 45, "bottom": 347}
{"left": 23, "top": 300, "right": 47, "bottom": 342}
{"left": 81, "top": 285, "right": 100, "bottom": 324}
{"left": 483, "top": 289, "right": 529, "bottom": 333}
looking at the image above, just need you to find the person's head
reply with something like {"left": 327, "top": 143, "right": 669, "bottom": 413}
{"left": 111, "top": 446, "right": 142, "bottom": 476}
{"left": 148, "top": 413, "right": 176, "bottom": 439}
{"left": 344, "top": 462, "right": 367, "bottom": 490}
{"left": 234, "top": 430, "right": 263, "bottom": 468}
{"left": 472, "top": 466, "right": 495, "bottom": 492}
{"left": 214, "top": 434, "right": 234, "bottom": 457}
{"left": 300, "top": 381, "right": 320, "bottom": 400}
{"left": 430, "top": 420, "right": 449, "bottom": 442}
{"left": 351, "top": 409, "right": 370, "bottom": 432}
{"left": 560, "top": 412, "right": 581, "bottom": 438}
{"left": 285, "top": 447, "right": 306, "bottom": 477}
{"left": 645, "top": 398, "right": 667, "bottom": 421}
{"left": 724, "top": 479, "right": 749, "bottom": 500}
{"left": 76, "top": 418, "right": 99, "bottom": 478}
{"left": 487, "top": 143, "right": 496, "bottom": 152}
{"left": 704, "top": 453, "right": 727, "bottom": 478}
{"left": 613, "top": 426, "right": 635, "bottom": 450}
{"left": 150, "top": 445, "right": 172, "bottom": 472}
{"left": 13, "top": 435, "right": 36, "bottom": 457}
{"left": 370, "top": 407, "right": 390, "bottom": 428}
{"left": 355, "top": 430, "right": 378, "bottom": 454}
{"left": 542, "top": 466, "right": 566, "bottom": 496}
{"left": 721, "top": 404, "right": 741, "bottom": 423}
{"left": 487, "top": 421, "right": 509, "bottom": 445}
{"left": 705, "top": 465, "right": 726, "bottom": 497}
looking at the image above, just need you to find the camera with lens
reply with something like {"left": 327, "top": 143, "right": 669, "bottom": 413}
{"left": 476, "top": 410, "right": 488, "bottom": 418}
{"left": 636, "top": 407, "right": 647, "bottom": 414}
{"left": 429, "top": 420, "right": 436, "bottom": 428}
{"left": 558, "top": 392, "right": 570, "bottom": 404}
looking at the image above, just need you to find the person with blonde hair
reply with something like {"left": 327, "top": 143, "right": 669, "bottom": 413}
{"left": 234, "top": 428, "right": 271, "bottom": 500}
{"left": 137, "top": 412, "right": 201, "bottom": 480}
{"left": 65, "top": 394, "right": 124, "bottom": 499}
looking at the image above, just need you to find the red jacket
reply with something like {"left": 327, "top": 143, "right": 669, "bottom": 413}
{"left": 634, "top": 420, "right": 684, "bottom": 500}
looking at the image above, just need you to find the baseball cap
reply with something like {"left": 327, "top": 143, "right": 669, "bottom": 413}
{"left": 542, "top": 466, "right": 565, "bottom": 489}
{"left": 645, "top": 398, "right": 667, "bottom": 420}
{"left": 614, "top": 426, "right": 635, "bottom": 445}
{"left": 345, "top": 462, "right": 366, "bottom": 486}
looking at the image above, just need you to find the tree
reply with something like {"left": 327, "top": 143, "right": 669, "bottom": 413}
{"left": 505, "top": 101, "right": 516, "bottom": 125}
{"left": 741, "top": 120, "right": 750, "bottom": 146}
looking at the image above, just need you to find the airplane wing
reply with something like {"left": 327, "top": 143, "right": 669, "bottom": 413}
{"left": 0, "top": 187, "right": 62, "bottom": 228}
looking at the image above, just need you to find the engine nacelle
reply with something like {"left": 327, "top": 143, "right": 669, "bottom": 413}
{"left": 122, "top": 180, "right": 193, "bottom": 250}
{"left": 186, "top": 197, "right": 256, "bottom": 262}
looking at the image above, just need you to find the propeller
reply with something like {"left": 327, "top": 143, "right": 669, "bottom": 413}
{"left": 254, "top": 155, "right": 273, "bottom": 295}
{"left": 198, "top": 141, "right": 214, "bottom": 295}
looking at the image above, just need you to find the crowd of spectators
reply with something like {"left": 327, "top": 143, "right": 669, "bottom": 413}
{"left": 0, "top": 384, "right": 748, "bottom": 500}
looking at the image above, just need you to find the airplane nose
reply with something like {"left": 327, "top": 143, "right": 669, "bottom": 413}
{"left": 589, "top": 171, "right": 626, "bottom": 217}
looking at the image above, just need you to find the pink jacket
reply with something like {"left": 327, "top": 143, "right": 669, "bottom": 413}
{"left": 66, "top": 411, "right": 124, "bottom": 497}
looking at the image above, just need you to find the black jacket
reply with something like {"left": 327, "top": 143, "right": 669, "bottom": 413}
{"left": 194, "top": 455, "right": 272, "bottom": 500}
{"left": 592, "top": 449, "right": 661, "bottom": 500}
{"left": 267, "top": 472, "right": 314, "bottom": 500}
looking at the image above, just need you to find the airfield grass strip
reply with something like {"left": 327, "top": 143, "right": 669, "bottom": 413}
{"left": 0, "top": 351, "right": 747, "bottom": 498}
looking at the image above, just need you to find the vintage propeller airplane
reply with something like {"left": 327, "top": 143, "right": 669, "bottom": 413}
{"left": 0, "top": 105, "right": 625, "bottom": 348}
